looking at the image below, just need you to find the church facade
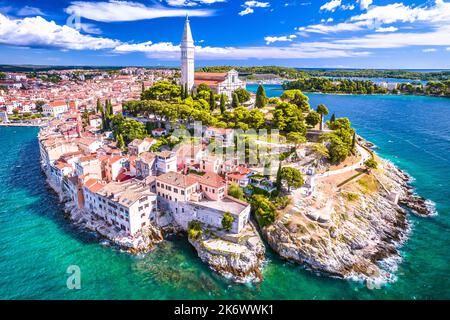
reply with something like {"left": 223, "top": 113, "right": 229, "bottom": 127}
{"left": 180, "top": 16, "right": 246, "bottom": 99}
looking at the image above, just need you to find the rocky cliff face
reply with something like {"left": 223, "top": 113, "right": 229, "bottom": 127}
{"left": 189, "top": 224, "right": 265, "bottom": 283}
{"left": 263, "top": 158, "right": 417, "bottom": 285}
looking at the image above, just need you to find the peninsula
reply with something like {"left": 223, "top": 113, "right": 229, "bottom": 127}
{"left": 1, "top": 18, "right": 435, "bottom": 286}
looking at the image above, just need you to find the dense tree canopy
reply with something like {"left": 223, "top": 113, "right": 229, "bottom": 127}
{"left": 234, "top": 88, "right": 251, "bottom": 103}
{"left": 250, "top": 194, "right": 276, "bottom": 227}
{"left": 141, "top": 80, "right": 181, "bottom": 101}
{"left": 280, "top": 167, "right": 304, "bottom": 191}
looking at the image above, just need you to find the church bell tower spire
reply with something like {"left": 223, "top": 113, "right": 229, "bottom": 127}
{"left": 181, "top": 15, "right": 195, "bottom": 94}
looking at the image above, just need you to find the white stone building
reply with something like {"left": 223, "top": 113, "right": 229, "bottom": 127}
{"left": 83, "top": 179, "right": 158, "bottom": 235}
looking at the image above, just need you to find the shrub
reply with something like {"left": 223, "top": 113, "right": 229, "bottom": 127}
{"left": 188, "top": 220, "right": 202, "bottom": 240}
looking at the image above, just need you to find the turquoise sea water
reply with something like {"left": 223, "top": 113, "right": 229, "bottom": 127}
{"left": 1, "top": 91, "right": 449, "bottom": 299}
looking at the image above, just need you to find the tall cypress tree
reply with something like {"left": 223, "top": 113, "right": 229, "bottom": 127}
{"left": 117, "top": 134, "right": 125, "bottom": 150}
{"left": 231, "top": 93, "right": 239, "bottom": 109}
{"left": 255, "top": 84, "right": 266, "bottom": 108}
{"left": 180, "top": 84, "right": 185, "bottom": 99}
{"left": 185, "top": 83, "right": 189, "bottom": 98}
{"left": 96, "top": 98, "right": 102, "bottom": 113}
{"left": 276, "top": 161, "right": 282, "bottom": 193}
{"left": 209, "top": 92, "right": 216, "bottom": 111}
{"left": 330, "top": 113, "right": 336, "bottom": 126}
{"left": 220, "top": 94, "right": 226, "bottom": 114}
{"left": 351, "top": 131, "right": 356, "bottom": 151}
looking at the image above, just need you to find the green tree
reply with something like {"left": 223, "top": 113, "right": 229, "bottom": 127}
{"left": 116, "top": 134, "right": 125, "bottom": 150}
{"left": 286, "top": 132, "right": 307, "bottom": 148}
{"left": 231, "top": 93, "right": 240, "bottom": 108}
{"left": 305, "top": 111, "right": 321, "bottom": 127}
{"left": 209, "top": 92, "right": 216, "bottom": 111}
{"left": 221, "top": 212, "right": 234, "bottom": 231}
{"left": 96, "top": 98, "right": 102, "bottom": 113}
{"left": 276, "top": 162, "right": 282, "bottom": 193}
{"left": 330, "top": 113, "right": 336, "bottom": 125}
{"left": 255, "top": 84, "right": 266, "bottom": 108}
{"left": 228, "top": 183, "right": 244, "bottom": 200}
{"left": 281, "top": 89, "right": 310, "bottom": 112}
{"left": 35, "top": 100, "right": 45, "bottom": 113}
{"left": 364, "top": 158, "right": 378, "bottom": 172}
{"left": 316, "top": 104, "right": 329, "bottom": 131}
{"left": 351, "top": 131, "right": 356, "bottom": 151}
{"left": 220, "top": 94, "right": 226, "bottom": 114}
{"left": 141, "top": 81, "right": 181, "bottom": 101}
{"left": 180, "top": 84, "right": 185, "bottom": 100}
{"left": 197, "top": 83, "right": 211, "bottom": 93}
{"left": 234, "top": 88, "right": 251, "bottom": 103}
{"left": 250, "top": 195, "right": 276, "bottom": 227}
{"left": 280, "top": 167, "right": 304, "bottom": 191}
{"left": 187, "top": 220, "right": 202, "bottom": 240}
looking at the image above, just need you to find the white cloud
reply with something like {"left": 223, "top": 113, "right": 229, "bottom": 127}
{"left": 350, "top": 1, "right": 450, "bottom": 26}
{"left": 243, "top": 1, "right": 270, "bottom": 7}
{"left": 422, "top": 48, "right": 437, "bottom": 52}
{"left": 264, "top": 34, "right": 296, "bottom": 44}
{"left": 341, "top": 4, "right": 355, "bottom": 11}
{"left": 358, "top": 0, "right": 372, "bottom": 10}
{"left": 239, "top": 7, "right": 254, "bottom": 15}
{"left": 327, "top": 17, "right": 334, "bottom": 22}
{"left": 375, "top": 26, "right": 398, "bottom": 33}
{"left": 79, "top": 23, "right": 102, "bottom": 34}
{"left": 0, "top": 13, "right": 119, "bottom": 50}
{"left": 165, "top": 0, "right": 226, "bottom": 6}
{"left": 329, "top": 26, "right": 450, "bottom": 49}
{"left": 65, "top": 1, "right": 213, "bottom": 22}
{"left": 239, "top": 1, "right": 270, "bottom": 15}
{"left": 166, "top": 0, "right": 198, "bottom": 6}
{"left": 320, "top": 0, "right": 341, "bottom": 12}
{"left": 298, "top": 21, "right": 365, "bottom": 34}
{"left": 16, "top": 6, "right": 45, "bottom": 16}
{"left": 300, "top": 1, "right": 450, "bottom": 36}
{"left": 114, "top": 38, "right": 369, "bottom": 60}
{"left": 447, "top": 47, "right": 450, "bottom": 51}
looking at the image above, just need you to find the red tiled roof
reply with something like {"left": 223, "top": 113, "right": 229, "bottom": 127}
{"left": 189, "top": 172, "right": 226, "bottom": 188}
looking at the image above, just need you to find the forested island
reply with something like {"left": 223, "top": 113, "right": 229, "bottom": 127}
{"left": 283, "top": 77, "right": 450, "bottom": 97}
{"left": 197, "top": 66, "right": 450, "bottom": 82}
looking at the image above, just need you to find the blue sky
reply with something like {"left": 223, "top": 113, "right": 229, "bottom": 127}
{"left": 0, "top": 0, "right": 449, "bottom": 68}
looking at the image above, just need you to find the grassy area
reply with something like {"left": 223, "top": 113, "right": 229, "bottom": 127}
{"left": 337, "top": 171, "right": 365, "bottom": 188}
{"left": 357, "top": 175, "right": 379, "bottom": 194}
{"left": 341, "top": 191, "right": 359, "bottom": 202}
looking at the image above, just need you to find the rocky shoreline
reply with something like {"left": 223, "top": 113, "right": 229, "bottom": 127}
{"left": 262, "top": 143, "right": 435, "bottom": 285}
{"left": 188, "top": 223, "right": 265, "bottom": 283}
{"left": 42, "top": 165, "right": 265, "bottom": 283}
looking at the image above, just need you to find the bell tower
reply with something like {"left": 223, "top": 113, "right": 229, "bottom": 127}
{"left": 181, "top": 15, "right": 195, "bottom": 94}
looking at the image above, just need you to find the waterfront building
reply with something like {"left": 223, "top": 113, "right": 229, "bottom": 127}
{"left": 156, "top": 171, "right": 250, "bottom": 234}
{"left": 83, "top": 179, "right": 158, "bottom": 235}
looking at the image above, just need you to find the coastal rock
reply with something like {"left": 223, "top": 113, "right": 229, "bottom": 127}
{"left": 188, "top": 223, "right": 265, "bottom": 283}
{"left": 263, "top": 157, "right": 414, "bottom": 284}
